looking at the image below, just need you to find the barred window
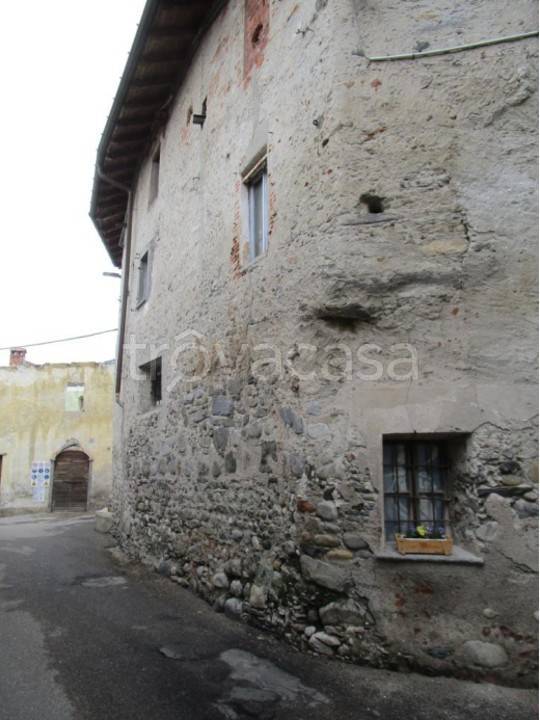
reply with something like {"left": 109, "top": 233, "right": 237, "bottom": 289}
{"left": 383, "top": 438, "right": 449, "bottom": 540}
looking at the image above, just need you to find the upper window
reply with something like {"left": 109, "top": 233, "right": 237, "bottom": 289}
{"left": 245, "top": 162, "right": 268, "bottom": 262}
{"left": 383, "top": 438, "right": 449, "bottom": 540}
{"left": 149, "top": 146, "right": 160, "bottom": 204}
{"left": 65, "top": 384, "right": 85, "bottom": 412}
{"left": 136, "top": 250, "right": 150, "bottom": 307}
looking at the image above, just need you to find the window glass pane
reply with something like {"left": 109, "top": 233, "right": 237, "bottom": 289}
{"left": 396, "top": 443, "right": 406, "bottom": 466}
{"left": 384, "top": 497, "right": 398, "bottom": 539}
{"left": 385, "top": 497, "right": 397, "bottom": 522}
{"left": 383, "top": 465, "right": 396, "bottom": 492}
{"left": 398, "top": 497, "right": 411, "bottom": 524}
{"left": 432, "top": 466, "right": 444, "bottom": 493}
{"left": 417, "top": 467, "right": 431, "bottom": 493}
{"left": 417, "top": 498, "right": 432, "bottom": 523}
{"left": 396, "top": 464, "right": 408, "bottom": 492}
{"left": 384, "top": 443, "right": 409, "bottom": 492}
{"left": 393, "top": 443, "right": 409, "bottom": 492}
{"left": 415, "top": 442, "right": 430, "bottom": 466}
{"left": 252, "top": 176, "right": 264, "bottom": 258}
{"left": 433, "top": 498, "right": 445, "bottom": 523}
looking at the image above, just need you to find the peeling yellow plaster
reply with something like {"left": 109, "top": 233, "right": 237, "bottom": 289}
{"left": 0, "top": 361, "right": 115, "bottom": 510}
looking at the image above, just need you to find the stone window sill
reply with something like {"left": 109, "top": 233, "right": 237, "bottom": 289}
{"left": 375, "top": 544, "right": 484, "bottom": 566}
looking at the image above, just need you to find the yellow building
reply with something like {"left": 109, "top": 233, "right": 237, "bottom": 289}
{"left": 0, "top": 349, "right": 114, "bottom": 512}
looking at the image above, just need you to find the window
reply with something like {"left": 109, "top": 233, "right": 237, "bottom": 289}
{"left": 136, "top": 250, "right": 150, "bottom": 307}
{"left": 383, "top": 438, "right": 449, "bottom": 540}
{"left": 245, "top": 161, "right": 268, "bottom": 262}
{"left": 149, "top": 146, "right": 160, "bottom": 204}
{"left": 65, "top": 384, "right": 85, "bottom": 412}
{"left": 140, "top": 357, "right": 162, "bottom": 408}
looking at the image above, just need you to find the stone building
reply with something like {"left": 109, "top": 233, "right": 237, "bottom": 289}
{"left": 90, "top": 0, "right": 538, "bottom": 684}
{"left": 0, "top": 349, "right": 114, "bottom": 512}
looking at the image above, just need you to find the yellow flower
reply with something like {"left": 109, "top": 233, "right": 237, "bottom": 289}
{"left": 416, "top": 525, "right": 428, "bottom": 538}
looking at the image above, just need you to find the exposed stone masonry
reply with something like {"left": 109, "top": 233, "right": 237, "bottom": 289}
{"left": 116, "top": 361, "right": 538, "bottom": 685}
{"left": 110, "top": 0, "right": 538, "bottom": 689}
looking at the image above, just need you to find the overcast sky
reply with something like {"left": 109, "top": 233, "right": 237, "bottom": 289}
{"left": 0, "top": 1, "right": 146, "bottom": 366}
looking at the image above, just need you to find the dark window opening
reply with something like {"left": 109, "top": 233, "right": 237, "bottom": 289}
{"left": 252, "top": 23, "right": 263, "bottom": 45}
{"left": 140, "top": 357, "right": 162, "bottom": 407}
{"left": 360, "top": 193, "right": 384, "bottom": 214}
{"left": 137, "top": 250, "right": 150, "bottom": 307}
{"left": 192, "top": 98, "right": 207, "bottom": 127}
{"left": 383, "top": 438, "right": 449, "bottom": 540}
{"left": 149, "top": 146, "right": 160, "bottom": 204}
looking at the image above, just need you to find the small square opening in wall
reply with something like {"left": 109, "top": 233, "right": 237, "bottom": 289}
{"left": 243, "top": 158, "right": 268, "bottom": 263}
{"left": 65, "top": 384, "right": 85, "bottom": 412}
{"left": 149, "top": 146, "right": 160, "bottom": 204}
{"left": 140, "top": 357, "right": 162, "bottom": 409}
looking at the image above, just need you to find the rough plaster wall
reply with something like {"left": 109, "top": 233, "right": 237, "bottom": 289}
{"left": 0, "top": 363, "right": 115, "bottom": 508}
{"left": 114, "top": 0, "right": 538, "bottom": 685}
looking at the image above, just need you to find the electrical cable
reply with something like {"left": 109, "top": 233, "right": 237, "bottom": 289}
{"left": 0, "top": 328, "right": 118, "bottom": 351}
{"left": 356, "top": 30, "right": 538, "bottom": 62}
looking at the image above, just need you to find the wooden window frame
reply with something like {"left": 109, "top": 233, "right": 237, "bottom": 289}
{"left": 383, "top": 438, "right": 450, "bottom": 540}
{"left": 244, "top": 157, "right": 269, "bottom": 264}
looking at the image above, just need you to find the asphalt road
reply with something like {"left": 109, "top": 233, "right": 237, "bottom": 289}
{"left": 0, "top": 513, "right": 536, "bottom": 720}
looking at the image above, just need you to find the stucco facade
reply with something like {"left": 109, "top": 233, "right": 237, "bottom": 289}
{"left": 98, "top": 0, "right": 538, "bottom": 686}
{"left": 0, "top": 357, "right": 115, "bottom": 511}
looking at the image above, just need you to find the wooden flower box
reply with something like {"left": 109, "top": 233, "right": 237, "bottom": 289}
{"left": 395, "top": 535, "right": 453, "bottom": 556}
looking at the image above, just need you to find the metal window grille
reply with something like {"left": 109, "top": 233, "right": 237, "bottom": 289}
{"left": 383, "top": 439, "right": 449, "bottom": 539}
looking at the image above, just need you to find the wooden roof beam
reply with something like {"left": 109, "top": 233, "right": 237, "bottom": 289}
{"left": 115, "top": 115, "right": 154, "bottom": 127}
{"left": 124, "top": 96, "right": 167, "bottom": 111}
{"left": 149, "top": 27, "right": 194, "bottom": 40}
{"left": 96, "top": 199, "right": 126, "bottom": 214}
{"left": 105, "top": 149, "right": 146, "bottom": 163}
{"left": 129, "top": 75, "right": 177, "bottom": 89}
{"left": 141, "top": 49, "right": 187, "bottom": 63}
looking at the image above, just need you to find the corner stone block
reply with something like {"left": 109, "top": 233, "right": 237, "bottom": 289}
{"left": 300, "top": 554, "right": 351, "bottom": 592}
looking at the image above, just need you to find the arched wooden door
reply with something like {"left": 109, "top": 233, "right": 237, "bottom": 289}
{"left": 52, "top": 449, "right": 89, "bottom": 511}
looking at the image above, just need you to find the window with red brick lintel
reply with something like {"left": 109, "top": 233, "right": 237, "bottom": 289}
{"left": 244, "top": 0, "right": 269, "bottom": 80}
